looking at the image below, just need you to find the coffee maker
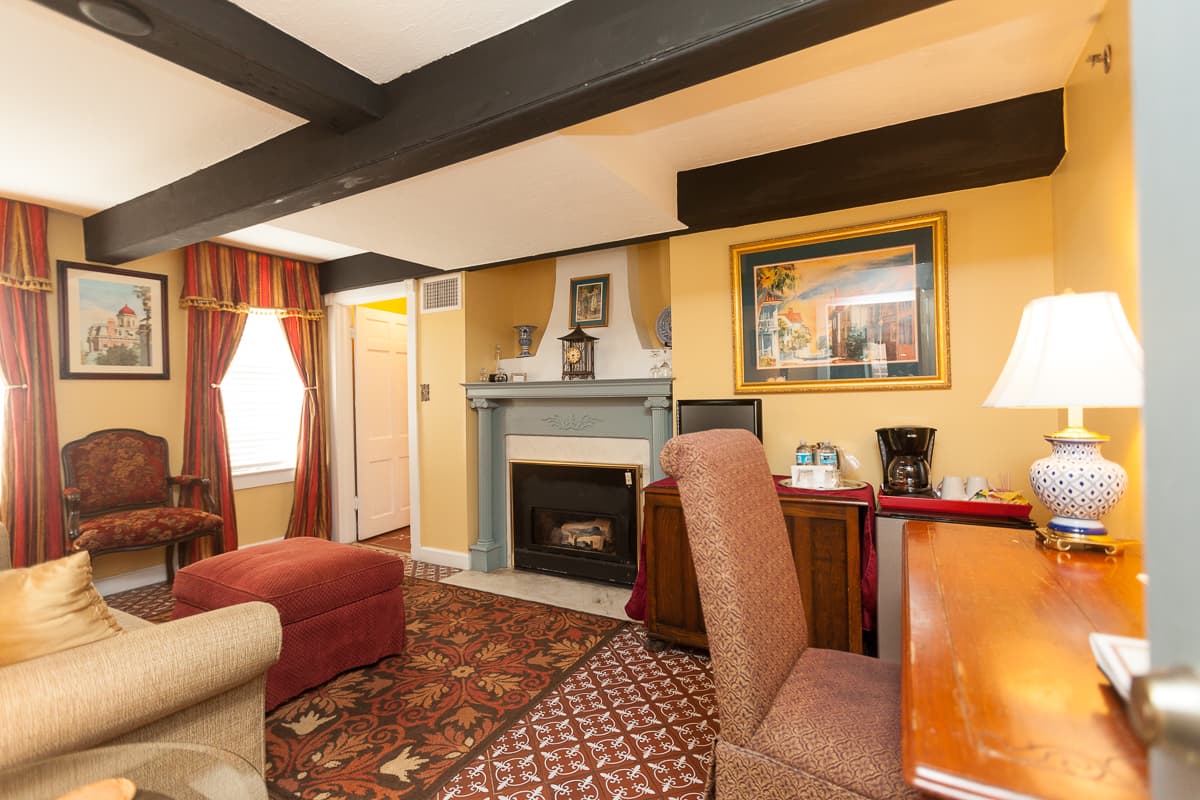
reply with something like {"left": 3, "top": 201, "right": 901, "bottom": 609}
{"left": 876, "top": 427, "right": 936, "bottom": 496}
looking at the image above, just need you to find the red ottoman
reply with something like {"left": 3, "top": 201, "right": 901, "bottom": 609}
{"left": 172, "top": 537, "right": 406, "bottom": 709}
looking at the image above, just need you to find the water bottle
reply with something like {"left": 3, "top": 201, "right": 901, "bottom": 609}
{"left": 795, "top": 440, "right": 814, "bottom": 466}
{"left": 817, "top": 441, "right": 840, "bottom": 468}
{"left": 816, "top": 441, "right": 841, "bottom": 488}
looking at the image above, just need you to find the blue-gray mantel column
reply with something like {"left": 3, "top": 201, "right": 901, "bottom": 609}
{"left": 464, "top": 377, "right": 673, "bottom": 573}
{"left": 468, "top": 397, "right": 505, "bottom": 571}
{"left": 644, "top": 395, "right": 671, "bottom": 482}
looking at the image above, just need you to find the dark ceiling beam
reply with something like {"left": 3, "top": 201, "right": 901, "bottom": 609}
{"left": 318, "top": 252, "right": 440, "bottom": 295}
{"left": 32, "top": 0, "right": 385, "bottom": 131}
{"left": 81, "top": 0, "right": 950, "bottom": 264}
{"left": 677, "top": 90, "right": 1066, "bottom": 231}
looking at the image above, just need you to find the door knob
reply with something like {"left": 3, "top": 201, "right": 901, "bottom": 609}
{"left": 1129, "top": 665, "right": 1200, "bottom": 764}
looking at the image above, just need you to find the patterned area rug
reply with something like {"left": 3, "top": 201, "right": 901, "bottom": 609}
{"left": 105, "top": 556, "right": 719, "bottom": 800}
{"left": 437, "top": 626, "right": 716, "bottom": 800}
{"left": 265, "top": 579, "right": 623, "bottom": 799}
{"left": 104, "top": 580, "right": 175, "bottom": 622}
{"left": 107, "top": 571, "right": 626, "bottom": 800}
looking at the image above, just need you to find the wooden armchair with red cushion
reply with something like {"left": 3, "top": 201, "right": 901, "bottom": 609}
{"left": 61, "top": 428, "right": 223, "bottom": 583}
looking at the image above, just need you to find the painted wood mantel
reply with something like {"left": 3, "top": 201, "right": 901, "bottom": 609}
{"left": 464, "top": 378, "right": 673, "bottom": 572}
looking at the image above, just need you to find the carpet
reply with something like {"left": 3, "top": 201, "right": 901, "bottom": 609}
{"left": 108, "top": 573, "right": 625, "bottom": 800}
{"left": 437, "top": 625, "right": 717, "bottom": 800}
{"left": 266, "top": 578, "right": 623, "bottom": 799}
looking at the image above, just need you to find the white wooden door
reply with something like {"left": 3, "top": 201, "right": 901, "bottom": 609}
{"left": 353, "top": 307, "right": 410, "bottom": 539}
{"left": 1133, "top": 2, "right": 1200, "bottom": 791}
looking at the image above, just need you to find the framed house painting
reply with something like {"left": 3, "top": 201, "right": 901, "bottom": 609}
{"left": 569, "top": 274, "right": 609, "bottom": 328}
{"left": 58, "top": 261, "right": 170, "bottom": 379}
{"left": 732, "top": 213, "right": 949, "bottom": 393}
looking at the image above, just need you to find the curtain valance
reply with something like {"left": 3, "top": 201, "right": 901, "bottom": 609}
{"left": 0, "top": 199, "right": 51, "bottom": 293}
{"left": 182, "top": 242, "right": 323, "bottom": 319}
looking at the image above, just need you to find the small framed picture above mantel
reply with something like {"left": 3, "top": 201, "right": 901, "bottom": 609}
{"left": 569, "top": 274, "right": 609, "bottom": 328}
{"left": 57, "top": 260, "right": 170, "bottom": 380}
{"left": 731, "top": 212, "right": 949, "bottom": 393}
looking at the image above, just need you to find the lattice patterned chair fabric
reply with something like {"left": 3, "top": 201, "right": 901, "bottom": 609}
{"left": 62, "top": 429, "right": 223, "bottom": 582}
{"left": 659, "top": 429, "right": 918, "bottom": 800}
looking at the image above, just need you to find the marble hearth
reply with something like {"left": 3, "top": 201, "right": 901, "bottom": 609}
{"left": 464, "top": 378, "right": 672, "bottom": 572}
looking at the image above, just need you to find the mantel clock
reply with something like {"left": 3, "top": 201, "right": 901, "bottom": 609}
{"left": 559, "top": 325, "right": 598, "bottom": 380}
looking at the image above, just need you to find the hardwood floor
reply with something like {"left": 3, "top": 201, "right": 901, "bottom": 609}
{"left": 360, "top": 526, "right": 410, "bottom": 554}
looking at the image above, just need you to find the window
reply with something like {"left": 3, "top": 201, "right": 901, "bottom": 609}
{"left": 221, "top": 312, "right": 304, "bottom": 489}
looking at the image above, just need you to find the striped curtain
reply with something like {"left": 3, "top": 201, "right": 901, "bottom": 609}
{"left": 181, "top": 242, "right": 323, "bottom": 319}
{"left": 0, "top": 199, "right": 65, "bottom": 566}
{"left": 281, "top": 316, "right": 331, "bottom": 538}
{"left": 182, "top": 243, "right": 330, "bottom": 541}
{"left": 181, "top": 308, "right": 246, "bottom": 556}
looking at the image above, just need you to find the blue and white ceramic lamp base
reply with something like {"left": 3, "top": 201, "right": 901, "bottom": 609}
{"left": 1030, "top": 435, "right": 1128, "bottom": 537}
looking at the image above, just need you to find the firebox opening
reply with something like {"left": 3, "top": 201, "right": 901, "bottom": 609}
{"left": 510, "top": 461, "right": 640, "bottom": 586}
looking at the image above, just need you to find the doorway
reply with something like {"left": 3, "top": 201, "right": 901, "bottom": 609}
{"left": 353, "top": 305, "right": 410, "bottom": 540}
{"left": 324, "top": 281, "right": 420, "bottom": 552}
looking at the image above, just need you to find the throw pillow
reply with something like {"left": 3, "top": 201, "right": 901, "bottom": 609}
{"left": 0, "top": 551, "right": 123, "bottom": 666}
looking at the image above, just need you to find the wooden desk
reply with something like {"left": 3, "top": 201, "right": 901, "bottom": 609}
{"left": 902, "top": 521, "right": 1147, "bottom": 800}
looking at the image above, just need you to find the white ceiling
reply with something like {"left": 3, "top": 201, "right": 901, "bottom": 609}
{"left": 230, "top": 0, "right": 575, "bottom": 83}
{"left": 0, "top": 0, "right": 1105, "bottom": 269}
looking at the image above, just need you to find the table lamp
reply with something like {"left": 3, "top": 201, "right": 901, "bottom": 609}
{"left": 984, "top": 291, "right": 1143, "bottom": 552}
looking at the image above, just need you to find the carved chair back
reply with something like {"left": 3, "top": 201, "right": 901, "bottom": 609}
{"left": 62, "top": 428, "right": 173, "bottom": 518}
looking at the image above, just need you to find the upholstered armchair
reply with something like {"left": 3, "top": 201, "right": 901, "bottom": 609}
{"left": 62, "top": 428, "right": 223, "bottom": 583}
{"left": 660, "top": 429, "right": 918, "bottom": 800}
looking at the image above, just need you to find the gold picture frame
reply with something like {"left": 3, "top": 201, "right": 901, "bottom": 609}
{"left": 731, "top": 212, "right": 949, "bottom": 393}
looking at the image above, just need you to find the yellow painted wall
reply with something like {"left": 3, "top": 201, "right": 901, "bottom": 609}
{"left": 234, "top": 483, "right": 295, "bottom": 545}
{"left": 1051, "top": 0, "right": 1142, "bottom": 537}
{"left": 415, "top": 295, "right": 472, "bottom": 553}
{"left": 630, "top": 241, "right": 671, "bottom": 349}
{"left": 45, "top": 211, "right": 294, "bottom": 579}
{"left": 503, "top": 259, "right": 556, "bottom": 358}
{"left": 670, "top": 180, "right": 1061, "bottom": 518}
{"left": 363, "top": 298, "right": 407, "bottom": 315}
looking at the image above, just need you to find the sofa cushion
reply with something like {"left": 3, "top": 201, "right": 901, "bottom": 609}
{"left": 71, "top": 508, "right": 222, "bottom": 552}
{"left": 172, "top": 538, "right": 406, "bottom": 625}
{"left": 0, "top": 551, "right": 123, "bottom": 666}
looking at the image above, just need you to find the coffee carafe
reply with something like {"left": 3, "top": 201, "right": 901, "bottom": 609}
{"left": 876, "top": 427, "right": 936, "bottom": 496}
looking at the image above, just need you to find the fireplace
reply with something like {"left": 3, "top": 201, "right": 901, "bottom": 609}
{"left": 510, "top": 460, "right": 640, "bottom": 585}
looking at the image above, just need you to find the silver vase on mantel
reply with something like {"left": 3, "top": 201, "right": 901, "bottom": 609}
{"left": 514, "top": 324, "right": 537, "bottom": 358}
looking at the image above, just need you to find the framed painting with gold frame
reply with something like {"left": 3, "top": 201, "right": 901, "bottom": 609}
{"left": 732, "top": 213, "right": 949, "bottom": 393}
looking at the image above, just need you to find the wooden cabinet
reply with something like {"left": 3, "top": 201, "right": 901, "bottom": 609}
{"left": 643, "top": 484, "right": 864, "bottom": 653}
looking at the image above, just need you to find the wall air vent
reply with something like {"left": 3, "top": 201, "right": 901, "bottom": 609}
{"left": 419, "top": 273, "right": 462, "bottom": 313}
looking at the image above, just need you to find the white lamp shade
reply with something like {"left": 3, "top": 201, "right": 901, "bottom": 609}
{"left": 984, "top": 292, "right": 1143, "bottom": 409}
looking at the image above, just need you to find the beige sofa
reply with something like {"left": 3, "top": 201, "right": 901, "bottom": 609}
{"left": 0, "top": 523, "right": 283, "bottom": 775}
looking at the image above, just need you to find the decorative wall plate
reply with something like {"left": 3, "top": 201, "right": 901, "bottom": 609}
{"left": 655, "top": 306, "right": 672, "bottom": 348}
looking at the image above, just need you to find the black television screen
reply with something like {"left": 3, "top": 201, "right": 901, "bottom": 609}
{"left": 676, "top": 399, "right": 763, "bottom": 441}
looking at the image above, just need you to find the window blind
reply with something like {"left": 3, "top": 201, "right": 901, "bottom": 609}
{"left": 221, "top": 313, "right": 304, "bottom": 474}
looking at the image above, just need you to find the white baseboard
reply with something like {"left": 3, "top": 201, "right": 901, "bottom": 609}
{"left": 95, "top": 564, "right": 167, "bottom": 596}
{"left": 94, "top": 536, "right": 285, "bottom": 596}
{"left": 410, "top": 544, "right": 470, "bottom": 570}
{"left": 243, "top": 536, "right": 285, "bottom": 548}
